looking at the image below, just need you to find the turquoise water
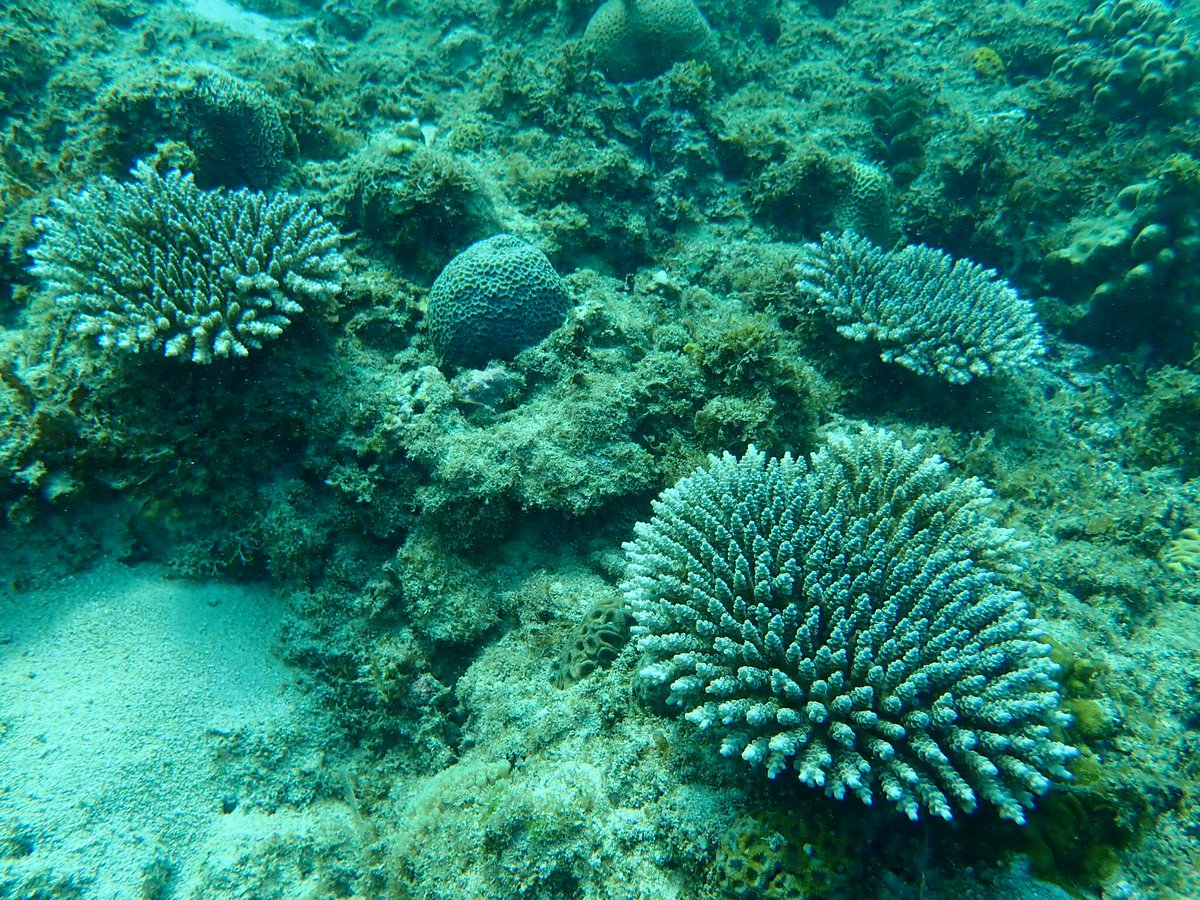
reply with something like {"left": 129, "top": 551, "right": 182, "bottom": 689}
{"left": 2, "top": 0, "right": 1200, "bottom": 896}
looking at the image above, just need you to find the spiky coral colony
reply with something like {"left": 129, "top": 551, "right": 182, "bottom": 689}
{"left": 29, "top": 161, "right": 344, "bottom": 363}
{"left": 623, "top": 426, "right": 1076, "bottom": 822}
{"left": 794, "top": 232, "right": 1044, "bottom": 384}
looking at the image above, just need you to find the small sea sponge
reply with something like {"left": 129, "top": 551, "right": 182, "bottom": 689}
{"left": 795, "top": 232, "right": 1044, "bottom": 384}
{"left": 971, "top": 46, "right": 1006, "bottom": 79}
{"left": 583, "top": 0, "right": 718, "bottom": 82}
{"left": 426, "top": 234, "right": 571, "bottom": 369}
{"left": 29, "top": 162, "right": 345, "bottom": 363}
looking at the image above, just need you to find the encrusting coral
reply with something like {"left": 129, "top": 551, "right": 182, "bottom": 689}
{"left": 29, "top": 161, "right": 345, "bottom": 364}
{"left": 1053, "top": 0, "right": 1199, "bottom": 119}
{"left": 624, "top": 425, "right": 1077, "bottom": 823}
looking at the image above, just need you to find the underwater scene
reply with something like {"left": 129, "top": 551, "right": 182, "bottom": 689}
{"left": 3, "top": 0, "right": 1200, "bottom": 896}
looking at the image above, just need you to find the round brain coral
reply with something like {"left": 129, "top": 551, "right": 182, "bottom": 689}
{"left": 623, "top": 426, "right": 1076, "bottom": 823}
{"left": 426, "top": 234, "right": 571, "bottom": 369}
{"left": 583, "top": 0, "right": 718, "bottom": 82}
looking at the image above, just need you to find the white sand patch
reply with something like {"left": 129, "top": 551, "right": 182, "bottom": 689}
{"left": 179, "top": 0, "right": 299, "bottom": 44}
{"left": 0, "top": 562, "right": 311, "bottom": 897}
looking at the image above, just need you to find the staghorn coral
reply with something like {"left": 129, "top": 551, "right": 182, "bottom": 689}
{"left": 794, "top": 232, "right": 1044, "bottom": 384}
{"left": 426, "top": 234, "right": 571, "bottom": 369}
{"left": 29, "top": 161, "right": 345, "bottom": 364}
{"left": 623, "top": 426, "right": 1076, "bottom": 823}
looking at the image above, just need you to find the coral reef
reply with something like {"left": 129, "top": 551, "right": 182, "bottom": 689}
{"left": 624, "top": 427, "right": 1077, "bottom": 822}
{"left": 7, "top": 0, "right": 1200, "bottom": 895}
{"left": 426, "top": 234, "right": 571, "bottom": 369}
{"left": 1053, "top": 0, "right": 1199, "bottom": 120}
{"left": 795, "top": 232, "right": 1044, "bottom": 384}
{"left": 582, "top": 0, "right": 719, "bottom": 82}
{"left": 29, "top": 162, "right": 345, "bottom": 363}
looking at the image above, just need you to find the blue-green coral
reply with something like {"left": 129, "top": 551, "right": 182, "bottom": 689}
{"left": 30, "top": 161, "right": 344, "bottom": 364}
{"left": 426, "top": 234, "right": 570, "bottom": 369}
{"left": 623, "top": 425, "right": 1075, "bottom": 823}
{"left": 794, "top": 232, "right": 1044, "bottom": 384}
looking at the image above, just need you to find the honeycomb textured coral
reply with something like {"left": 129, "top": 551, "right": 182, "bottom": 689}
{"left": 101, "top": 63, "right": 290, "bottom": 189}
{"left": 30, "top": 161, "right": 345, "bottom": 363}
{"left": 427, "top": 234, "right": 570, "bottom": 369}
{"left": 184, "top": 64, "right": 290, "bottom": 188}
{"left": 795, "top": 232, "right": 1044, "bottom": 384}
{"left": 550, "top": 595, "right": 630, "bottom": 689}
{"left": 623, "top": 427, "right": 1077, "bottom": 823}
{"left": 583, "top": 0, "right": 717, "bottom": 82}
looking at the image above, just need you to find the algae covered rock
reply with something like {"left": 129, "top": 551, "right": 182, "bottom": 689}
{"left": 583, "top": 0, "right": 719, "bottom": 82}
{"left": 426, "top": 234, "right": 571, "bottom": 369}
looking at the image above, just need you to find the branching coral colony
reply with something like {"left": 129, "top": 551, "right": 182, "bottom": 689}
{"left": 624, "top": 426, "right": 1076, "bottom": 823}
{"left": 30, "top": 161, "right": 344, "bottom": 364}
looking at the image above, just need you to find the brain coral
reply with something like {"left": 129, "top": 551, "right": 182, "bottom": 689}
{"left": 583, "top": 0, "right": 718, "bottom": 82}
{"left": 623, "top": 426, "right": 1076, "bottom": 823}
{"left": 794, "top": 232, "right": 1044, "bottom": 384}
{"left": 30, "top": 161, "right": 344, "bottom": 363}
{"left": 426, "top": 234, "right": 571, "bottom": 369}
{"left": 99, "top": 63, "right": 290, "bottom": 189}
